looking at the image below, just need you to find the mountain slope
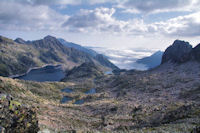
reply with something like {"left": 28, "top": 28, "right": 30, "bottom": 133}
{"left": 0, "top": 35, "right": 118, "bottom": 77}
{"left": 62, "top": 62, "right": 104, "bottom": 81}
{"left": 136, "top": 51, "right": 163, "bottom": 69}
{"left": 58, "top": 38, "right": 97, "bottom": 57}
{"left": 58, "top": 38, "right": 119, "bottom": 70}
{"left": 0, "top": 35, "right": 93, "bottom": 77}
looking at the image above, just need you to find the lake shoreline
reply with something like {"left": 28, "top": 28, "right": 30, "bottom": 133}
{"left": 9, "top": 64, "right": 62, "bottom": 78}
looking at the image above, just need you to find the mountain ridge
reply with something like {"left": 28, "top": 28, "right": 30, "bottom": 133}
{"left": 0, "top": 35, "right": 117, "bottom": 77}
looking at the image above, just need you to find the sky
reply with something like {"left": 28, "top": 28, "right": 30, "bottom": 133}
{"left": 0, "top": 0, "right": 200, "bottom": 50}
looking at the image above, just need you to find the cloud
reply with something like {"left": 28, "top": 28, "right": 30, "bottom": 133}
{"left": 120, "top": 0, "right": 200, "bottom": 14}
{"left": 4, "top": 0, "right": 115, "bottom": 6}
{"left": 62, "top": 6, "right": 200, "bottom": 38}
{"left": 151, "top": 11, "right": 200, "bottom": 37}
{"left": 0, "top": 0, "right": 199, "bottom": 38}
{"left": 0, "top": 1, "right": 68, "bottom": 31}
{"left": 62, "top": 7, "right": 127, "bottom": 33}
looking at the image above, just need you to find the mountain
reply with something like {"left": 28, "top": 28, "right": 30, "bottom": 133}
{"left": 136, "top": 51, "right": 163, "bottom": 69}
{"left": 14, "top": 38, "right": 26, "bottom": 44}
{"left": 161, "top": 40, "right": 192, "bottom": 64}
{"left": 94, "top": 54, "right": 119, "bottom": 70}
{"left": 0, "top": 35, "right": 118, "bottom": 77}
{"left": 161, "top": 40, "right": 200, "bottom": 64}
{"left": 58, "top": 38, "right": 119, "bottom": 70}
{"left": 58, "top": 38, "right": 97, "bottom": 57}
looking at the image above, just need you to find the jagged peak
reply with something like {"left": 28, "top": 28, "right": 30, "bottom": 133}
{"left": 161, "top": 40, "right": 192, "bottom": 64}
{"left": 172, "top": 39, "right": 191, "bottom": 47}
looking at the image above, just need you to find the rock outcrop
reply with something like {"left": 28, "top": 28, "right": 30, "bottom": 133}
{"left": 0, "top": 94, "right": 39, "bottom": 133}
{"left": 161, "top": 40, "right": 192, "bottom": 64}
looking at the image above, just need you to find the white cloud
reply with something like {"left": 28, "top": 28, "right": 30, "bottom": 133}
{"left": 151, "top": 12, "right": 200, "bottom": 37}
{"left": 4, "top": 0, "right": 115, "bottom": 6}
{"left": 62, "top": 7, "right": 127, "bottom": 33}
{"left": 0, "top": 1, "right": 68, "bottom": 31}
{"left": 119, "top": 0, "right": 200, "bottom": 14}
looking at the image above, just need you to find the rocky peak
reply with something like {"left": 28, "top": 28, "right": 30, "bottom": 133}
{"left": 14, "top": 38, "right": 26, "bottom": 44}
{"left": 44, "top": 35, "right": 57, "bottom": 41}
{"left": 161, "top": 40, "right": 192, "bottom": 64}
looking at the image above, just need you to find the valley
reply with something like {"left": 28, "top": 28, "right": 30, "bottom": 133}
{"left": 0, "top": 36, "right": 200, "bottom": 133}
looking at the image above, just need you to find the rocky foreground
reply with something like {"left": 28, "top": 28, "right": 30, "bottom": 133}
{"left": 0, "top": 40, "right": 200, "bottom": 132}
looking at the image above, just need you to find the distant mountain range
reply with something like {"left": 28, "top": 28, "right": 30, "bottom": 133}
{"left": 0, "top": 35, "right": 118, "bottom": 77}
{"left": 136, "top": 51, "right": 163, "bottom": 69}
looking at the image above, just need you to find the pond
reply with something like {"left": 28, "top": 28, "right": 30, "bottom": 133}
{"left": 60, "top": 96, "right": 73, "bottom": 104}
{"left": 85, "top": 88, "right": 96, "bottom": 94}
{"left": 60, "top": 88, "right": 96, "bottom": 104}
{"left": 73, "top": 99, "right": 85, "bottom": 105}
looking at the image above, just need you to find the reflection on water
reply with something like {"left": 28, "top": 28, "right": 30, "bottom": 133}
{"left": 16, "top": 65, "right": 65, "bottom": 82}
{"left": 74, "top": 99, "right": 84, "bottom": 105}
{"left": 61, "top": 88, "right": 73, "bottom": 93}
{"left": 85, "top": 88, "right": 96, "bottom": 94}
{"left": 60, "top": 96, "right": 73, "bottom": 104}
{"left": 60, "top": 88, "right": 96, "bottom": 104}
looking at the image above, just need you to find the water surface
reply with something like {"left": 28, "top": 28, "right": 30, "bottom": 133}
{"left": 61, "top": 88, "right": 73, "bottom": 93}
{"left": 74, "top": 99, "right": 85, "bottom": 105}
{"left": 60, "top": 96, "right": 73, "bottom": 104}
{"left": 16, "top": 65, "right": 65, "bottom": 82}
{"left": 85, "top": 88, "right": 96, "bottom": 94}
